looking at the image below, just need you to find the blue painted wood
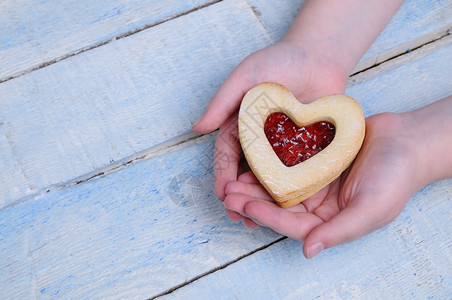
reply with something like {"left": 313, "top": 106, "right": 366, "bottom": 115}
{"left": 0, "top": 0, "right": 272, "bottom": 207}
{"left": 347, "top": 36, "right": 452, "bottom": 117}
{"left": 158, "top": 179, "right": 452, "bottom": 299}
{"left": 0, "top": 1, "right": 451, "bottom": 298}
{"left": 0, "top": 133, "right": 281, "bottom": 299}
{"left": 356, "top": 0, "right": 452, "bottom": 71}
{"left": 162, "top": 179, "right": 452, "bottom": 299}
{"left": 0, "top": 0, "right": 218, "bottom": 81}
{"left": 1, "top": 0, "right": 450, "bottom": 209}
{"left": 3, "top": 0, "right": 447, "bottom": 83}
{"left": 0, "top": 38, "right": 450, "bottom": 299}
{"left": 247, "top": 0, "right": 452, "bottom": 71}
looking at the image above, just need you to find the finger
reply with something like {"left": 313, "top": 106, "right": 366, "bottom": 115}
{"left": 303, "top": 197, "right": 388, "bottom": 259}
{"left": 244, "top": 199, "right": 324, "bottom": 242}
{"left": 225, "top": 180, "right": 273, "bottom": 201}
{"left": 237, "top": 171, "right": 260, "bottom": 184}
{"left": 224, "top": 193, "right": 266, "bottom": 217}
{"left": 213, "top": 113, "right": 242, "bottom": 200}
{"left": 224, "top": 195, "right": 260, "bottom": 228}
{"left": 226, "top": 209, "right": 245, "bottom": 222}
{"left": 192, "top": 62, "right": 254, "bottom": 134}
{"left": 301, "top": 184, "right": 331, "bottom": 213}
{"left": 243, "top": 218, "right": 259, "bottom": 228}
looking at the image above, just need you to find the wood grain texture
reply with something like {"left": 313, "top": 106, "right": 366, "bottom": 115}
{"left": 1, "top": 0, "right": 450, "bottom": 209}
{"left": 0, "top": 133, "right": 281, "bottom": 299}
{"left": 0, "top": 0, "right": 219, "bottom": 81}
{"left": 0, "top": 0, "right": 272, "bottom": 207}
{"left": 161, "top": 178, "right": 452, "bottom": 299}
{"left": 2, "top": 0, "right": 448, "bottom": 82}
{"left": 1, "top": 38, "right": 450, "bottom": 299}
{"left": 347, "top": 34, "right": 452, "bottom": 117}
{"left": 246, "top": 0, "right": 452, "bottom": 72}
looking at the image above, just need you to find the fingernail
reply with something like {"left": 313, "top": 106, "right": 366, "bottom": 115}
{"left": 307, "top": 242, "right": 324, "bottom": 259}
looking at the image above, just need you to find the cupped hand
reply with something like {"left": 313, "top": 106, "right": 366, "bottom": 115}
{"left": 223, "top": 112, "right": 424, "bottom": 258}
{"left": 192, "top": 39, "right": 348, "bottom": 204}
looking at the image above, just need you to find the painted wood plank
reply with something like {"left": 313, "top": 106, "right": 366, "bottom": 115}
{"left": 0, "top": 133, "right": 281, "bottom": 299}
{"left": 0, "top": 0, "right": 450, "bottom": 208}
{"left": 354, "top": 0, "right": 452, "bottom": 72}
{"left": 1, "top": 38, "right": 451, "bottom": 299}
{"left": 0, "top": 0, "right": 219, "bottom": 81}
{"left": 0, "top": 0, "right": 272, "bottom": 207}
{"left": 159, "top": 38, "right": 452, "bottom": 299}
{"left": 347, "top": 34, "right": 452, "bottom": 116}
{"left": 161, "top": 179, "right": 451, "bottom": 299}
{"left": 2, "top": 0, "right": 448, "bottom": 82}
{"left": 247, "top": 0, "right": 452, "bottom": 72}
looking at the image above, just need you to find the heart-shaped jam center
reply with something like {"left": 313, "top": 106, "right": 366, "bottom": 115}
{"left": 264, "top": 112, "right": 335, "bottom": 167}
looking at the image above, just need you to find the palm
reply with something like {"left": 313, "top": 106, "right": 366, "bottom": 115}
{"left": 194, "top": 40, "right": 348, "bottom": 202}
{"left": 224, "top": 112, "right": 418, "bottom": 256}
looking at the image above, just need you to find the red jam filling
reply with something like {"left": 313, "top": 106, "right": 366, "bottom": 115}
{"left": 264, "top": 112, "right": 335, "bottom": 167}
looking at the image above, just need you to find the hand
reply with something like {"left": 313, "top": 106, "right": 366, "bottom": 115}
{"left": 223, "top": 112, "right": 428, "bottom": 258}
{"left": 193, "top": 39, "right": 347, "bottom": 204}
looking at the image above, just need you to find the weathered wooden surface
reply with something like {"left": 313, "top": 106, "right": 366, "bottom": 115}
{"left": 0, "top": 0, "right": 220, "bottom": 81}
{"left": 1, "top": 0, "right": 451, "bottom": 207}
{"left": 159, "top": 39, "right": 452, "bottom": 299}
{"left": 1, "top": 35, "right": 451, "bottom": 299}
{"left": 0, "top": 0, "right": 451, "bottom": 299}
{"left": 163, "top": 179, "right": 452, "bottom": 299}
{"left": 0, "top": 133, "right": 282, "bottom": 299}
{"left": 0, "top": 0, "right": 272, "bottom": 206}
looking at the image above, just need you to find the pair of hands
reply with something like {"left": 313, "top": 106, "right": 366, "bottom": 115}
{"left": 192, "top": 40, "right": 421, "bottom": 258}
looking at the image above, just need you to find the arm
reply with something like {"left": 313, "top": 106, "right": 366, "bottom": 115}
{"left": 283, "top": 0, "right": 404, "bottom": 77}
{"left": 404, "top": 96, "right": 452, "bottom": 185}
{"left": 193, "top": 0, "right": 405, "bottom": 224}
{"left": 193, "top": 0, "right": 405, "bottom": 133}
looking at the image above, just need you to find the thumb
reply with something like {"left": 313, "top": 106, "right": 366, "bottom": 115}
{"left": 303, "top": 198, "right": 387, "bottom": 259}
{"left": 192, "top": 60, "right": 256, "bottom": 134}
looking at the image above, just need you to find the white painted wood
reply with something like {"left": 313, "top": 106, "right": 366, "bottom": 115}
{"left": 347, "top": 34, "right": 452, "bottom": 116}
{"left": 0, "top": 0, "right": 272, "bottom": 207}
{"left": 0, "top": 39, "right": 451, "bottom": 299}
{"left": 162, "top": 178, "right": 451, "bottom": 299}
{"left": 1, "top": 0, "right": 450, "bottom": 208}
{"left": 0, "top": 0, "right": 218, "bottom": 81}
{"left": 354, "top": 0, "right": 452, "bottom": 72}
{"left": 2, "top": 0, "right": 448, "bottom": 83}
{"left": 246, "top": 0, "right": 452, "bottom": 72}
{"left": 0, "top": 133, "right": 282, "bottom": 299}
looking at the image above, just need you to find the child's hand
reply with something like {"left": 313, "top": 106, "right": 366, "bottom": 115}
{"left": 193, "top": 0, "right": 405, "bottom": 206}
{"left": 191, "top": 0, "right": 450, "bottom": 257}
{"left": 193, "top": 39, "right": 347, "bottom": 204}
{"left": 222, "top": 100, "right": 452, "bottom": 258}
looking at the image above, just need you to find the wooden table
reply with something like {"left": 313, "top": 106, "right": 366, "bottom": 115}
{"left": 1, "top": 0, "right": 451, "bottom": 298}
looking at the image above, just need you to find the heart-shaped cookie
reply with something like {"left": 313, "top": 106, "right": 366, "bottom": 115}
{"left": 238, "top": 83, "right": 365, "bottom": 208}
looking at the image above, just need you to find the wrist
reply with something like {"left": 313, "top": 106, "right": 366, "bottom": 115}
{"left": 281, "top": 0, "right": 404, "bottom": 77}
{"left": 275, "top": 37, "right": 349, "bottom": 97}
{"left": 402, "top": 96, "right": 452, "bottom": 186}
{"left": 281, "top": 31, "right": 351, "bottom": 82}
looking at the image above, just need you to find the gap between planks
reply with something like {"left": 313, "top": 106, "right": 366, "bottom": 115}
{"left": 0, "top": 9, "right": 449, "bottom": 297}
{"left": 350, "top": 24, "right": 451, "bottom": 77}
{"left": 0, "top": 0, "right": 222, "bottom": 84}
{"left": 2, "top": 32, "right": 450, "bottom": 213}
{"left": 0, "top": 130, "right": 205, "bottom": 213}
{"left": 149, "top": 237, "right": 288, "bottom": 300}
{"left": 1, "top": 3, "right": 449, "bottom": 85}
{"left": 348, "top": 32, "right": 451, "bottom": 86}
{"left": 151, "top": 33, "right": 452, "bottom": 298}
